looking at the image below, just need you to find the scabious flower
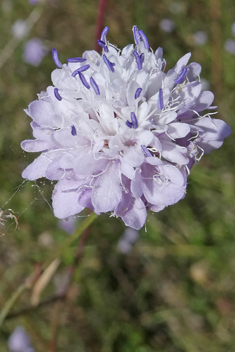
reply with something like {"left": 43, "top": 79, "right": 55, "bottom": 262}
{"left": 159, "top": 19, "right": 175, "bottom": 33}
{"left": 193, "top": 31, "right": 207, "bottom": 46}
{"left": 23, "top": 38, "right": 48, "bottom": 66}
{"left": 8, "top": 326, "right": 35, "bottom": 352}
{"left": 117, "top": 227, "right": 139, "bottom": 254}
{"left": 224, "top": 39, "right": 235, "bottom": 54}
{"left": 21, "top": 26, "right": 231, "bottom": 230}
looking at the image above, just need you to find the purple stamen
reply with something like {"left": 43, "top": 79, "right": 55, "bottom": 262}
{"left": 100, "top": 26, "right": 109, "bottom": 41}
{"left": 71, "top": 65, "right": 90, "bottom": 77}
{"left": 126, "top": 121, "right": 133, "bottom": 128}
{"left": 103, "top": 54, "right": 115, "bottom": 72}
{"left": 174, "top": 67, "right": 188, "bottom": 84}
{"left": 97, "top": 40, "right": 108, "bottom": 53}
{"left": 78, "top": 72, "right": 90, "bottom": 89}
{"left": 140, "top": 53, "right": 144, "bottom": 63}
{"left": 133, "top": 25, "right": 140, "bottom": 44}
{"left": 54, "top": 88, "right": 62, "bottom": 101}
{"left": 158, "top": 88, "right": 164, "bottom": 110}
{"left": 141, "top": 145, "right": 152, "bottom": 157}
{"left": 134, "top": 87, "right": 142, "bottom": 99}
{"left": 71, "top": 125, "right": 77, "bottom": 136}
{"left": 133, "top": 50, "right": 142, "bottom": 70}
{"left": 131, "top": 112, "right": 138, "bottom": 129}
{"left": 138, "top": 30, "right": 149, "bottom": 50}
{"left": 52, "top": 48, "right": 62, "bottom": 68}
{"left": 90, "top": 77, "right": 100, "bottom": 95}
{"left": 67, "top": 57, "right": 86, "bottom": 63}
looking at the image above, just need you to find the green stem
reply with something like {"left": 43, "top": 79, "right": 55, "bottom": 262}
{"left": 0, "top": 283, "right": 27, "bottom": 329}
{"left": 43, "top": 212, "right": 98, "bottom": 270}
{"left": 0, "top": 212, "right": 98, "bottom": 329}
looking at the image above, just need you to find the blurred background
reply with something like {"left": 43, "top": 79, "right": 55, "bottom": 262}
{"left": 0, "top": 0, "right": 235, "bottom": 351}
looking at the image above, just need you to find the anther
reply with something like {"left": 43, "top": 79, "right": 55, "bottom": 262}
{"left": 103, "top": 54, "right": 115, "bottom": 72}
{"left": 97, "top": 40, "right": 108, "bottom": 53}
{"left": 78, "top": 72, "right": 90, "bottom": 89}
{"left": 90, "top": 77, "right": 100, "bottom": 95}
{"left": 54, "top": 88, "right": 62, "bottom": 101}
{"left": 131, "top": 112, "right": 138, "bottom": 129}
{"left": 174, "top": 67, "right": 187, "bottom": 84}
{"left": 126, "top": 121, "right": 133, "bottom": 128}
{"left": 133, "top": 25, "right": 140, "bottom": 45}
{"left": 134, "top": 87, "right": 142, "bottom": 99}
{"left": 133, "top": 50, "right": 142, "bottom": 70}
{"left": 71, "top": 125, "right": 77, "bottom": 136}
{"left": 100, "top": 26, "right": 109, "bottom": 41}
{"left": 67, "top": 57, "right": 86, "bottom": 63}
{"left": 71, "top": 65, "right": 90, "bottom": 77}
{"left": 138, "top": 30, "right": 149, "bottom": 50}
{"left": 52, "top": 48, "right": 62, "bottom": 68}
{"left": 158, "top": 88, "right": 164, "bottom": 110}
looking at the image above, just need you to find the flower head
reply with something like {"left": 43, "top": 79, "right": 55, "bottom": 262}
{"left": 23, "top": 38, "right": 48, "bottom": 66}
{"left": 21, "top": 26, "right": 231, "bottom": 229}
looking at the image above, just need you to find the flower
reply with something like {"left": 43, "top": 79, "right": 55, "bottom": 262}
{"left": 193, "top": 31, "right": 207, "bottom": 46}
{"left": 21, "top": 26, "right": 231, "bottom": 230}
{"left": 23, "top": 38, "right": 48, "bottom": 66}
{"left": 8, "top": 326, "right": 35, "bottom": 352}
{"left": 159, "top": 19, "right": 175, "bottom": 33}
{"left": 224, "top": 39, "right": 235, "bottom": 54}
{"left": 117, "top": 227, "right": 139, "bottom": 253}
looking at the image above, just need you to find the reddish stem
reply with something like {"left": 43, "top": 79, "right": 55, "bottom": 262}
{"left": 95, "top": 0, "right": 107, "bottom": 52}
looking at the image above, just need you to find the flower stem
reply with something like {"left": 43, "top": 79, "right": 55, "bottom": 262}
{"left": 0, "top": 212, "right": 98, "bottom": 329}
{"left": 95, "top": 0, "right": 107, "bottom": 52}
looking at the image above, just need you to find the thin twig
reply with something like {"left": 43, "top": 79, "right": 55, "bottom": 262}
{"left": 6, "top": 294, "right": 65, "bottom": 320}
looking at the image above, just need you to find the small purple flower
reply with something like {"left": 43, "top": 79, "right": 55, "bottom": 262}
{"left": 21, "top": 26, "right": 231, "bottom": 230}
{"left": 159, "top": 19, "right": 175, "bottom": 33}
{"left": 117, "top": 227, "right": 139, "bottom": 254}
{"left": 58, "top": 217, "right": 76, "bottom": 234}
{"left": 8, "top": 326, "right": 35, "bottom": 352}
{"left": 193, "top": 31, "right": 207, "bottom": 46}
{"left": 23, "top": 38, "right": 48, "bottom": 66}
{"left": 224, "top": 39, "right": 235, "bottom": 54}
{"left": 29, "top": 0, "right": 38, "bottom": 4}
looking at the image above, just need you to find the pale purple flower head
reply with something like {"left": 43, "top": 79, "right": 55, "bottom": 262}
{"left": 193, "top": 31, "right": 207, "bottom": 46}
{"left": 8, "top": 326, "right": 35, "bottom": 352}
{"left": 21, "top": 26, "right": 231, "bottom": 230}
{"left": 58, "top": 217, "right": 76, "bottom": 234}
{"left": 224, "top": 39, "right": 235, "bottom": 54}
{"left": 23, "top": 38, "right": 48, "bottom": 66}
{"left": 159, "top": 19, "right": 175, "bottom": 33}
{"left": 118, "top": 227, "right": 139, "bottom": 253}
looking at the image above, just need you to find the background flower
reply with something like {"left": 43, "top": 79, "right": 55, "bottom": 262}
{"left": 23, "top": 38, "right": 48, "bottom": 66}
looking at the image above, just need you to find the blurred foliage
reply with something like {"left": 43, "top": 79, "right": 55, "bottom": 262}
{"left": 0, "top": 0, "right": 235, "bottom": 351}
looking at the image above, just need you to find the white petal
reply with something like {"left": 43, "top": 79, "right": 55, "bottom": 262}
{"left": 92, "top": 162, "right": 122, "bottom": 212}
